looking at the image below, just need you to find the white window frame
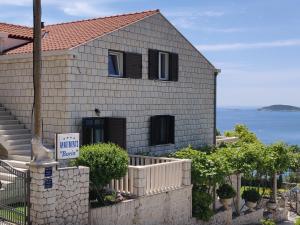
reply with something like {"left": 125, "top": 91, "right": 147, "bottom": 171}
{"left": 108, "top": 51, "right": 123, "bottom": 77}
{"left": 158, "top": 52, "right": 169, "bottom": 80}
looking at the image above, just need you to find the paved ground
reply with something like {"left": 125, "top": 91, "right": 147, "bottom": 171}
{"left": 277, "top": 212, "right": 298, "bottom": 225}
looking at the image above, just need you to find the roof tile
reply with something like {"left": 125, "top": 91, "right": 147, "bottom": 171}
{"left": 1, "top": 10, "right": 159, "bottom": 55}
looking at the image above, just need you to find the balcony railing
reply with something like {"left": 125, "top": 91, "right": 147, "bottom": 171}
{"left": 107, "top": 155, "right": 191, "bottom": 197}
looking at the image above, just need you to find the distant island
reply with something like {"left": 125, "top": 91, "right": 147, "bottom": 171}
{"left": 258, "top": 104, "right": 300, "bottom": 112}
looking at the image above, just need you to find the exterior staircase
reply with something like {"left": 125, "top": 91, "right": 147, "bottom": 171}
{"left": 0, "top": 104, "right": 32, "bottom": 162}
{"left": 0, "top": 104, "right": 30, "bottom": 196}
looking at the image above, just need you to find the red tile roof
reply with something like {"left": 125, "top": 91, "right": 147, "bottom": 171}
{"left": 0, "top": 22, "right": 33, "bottom": 40}
{"left": 1, "top": 10, "right": 159, "bottom": 55}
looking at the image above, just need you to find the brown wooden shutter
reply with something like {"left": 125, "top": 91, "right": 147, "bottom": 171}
{"left": 148, "top": 49, "right": 159, "bottom": 80}
{"left": 167, "top": 116, "right": 175, "bottom": 144}
{"left": 150, "top": 116, "right": 160, "bottom": 146}
{"left": 124, "top": 52, "right": 142, "bottom": 79}
{"left": 169, "top": 53, "right": 179, "bottom": 81}
{"left": 104, "top": 118, "right": 126, "bottom": 149}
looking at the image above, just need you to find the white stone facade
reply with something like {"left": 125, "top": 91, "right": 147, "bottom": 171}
{"left": 0, "top": 13, "right": 216, "bottom": 154}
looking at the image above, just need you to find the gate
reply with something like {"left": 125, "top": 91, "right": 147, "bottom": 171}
{"left": 0, "top": 160, "right": 30, "bottom": 225}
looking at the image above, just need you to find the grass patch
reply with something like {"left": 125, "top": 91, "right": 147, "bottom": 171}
{"left": 0, "top": 206, "right": 26, "bottom": 223}
{"left": 241, "top": 186, "right": 288, "bottom": 197}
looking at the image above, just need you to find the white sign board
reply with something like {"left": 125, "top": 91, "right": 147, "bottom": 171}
{"left": 56, "top": 133, "right": 80, "bottom": 160}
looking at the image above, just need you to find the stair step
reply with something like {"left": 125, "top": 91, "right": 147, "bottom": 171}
{"left": 1, "top": 160, "right": 29, "bottom": 169}
{"left": 0, "top": 111, "right": 10, "bottom": 116}
{"left": 0, "top": 166, "right": 27, "bottom": 174}
{"left": 0, "top": 172, "right": 17, "bottom": 182}
{"left": 0, "top": 124, "right": 24, "bottom": 130}
{"left": 2, "top": 133, "right": 32, "bottom": 141}
{"left": 0, "top": 180, "right": 13, "bottom": 188}
{"left": 7, "top": 139, "right": 31, "bottom": 146}
{"left": 0, "top": 120, "right": 19, "bottom": 125}
{"left": 8, "top": 149, "right": 31, "bottom": 156}
{"left": 0, "top": 115, "right": 14, "bottom": 120}
{"left": 0, "top": 129, "right": 30, "bottom": 135}
{"left": 7, "top": 144, "right": 31, "bottom": 150}
{"left": 7, "top": 155, "right": 31, "bottom": 162}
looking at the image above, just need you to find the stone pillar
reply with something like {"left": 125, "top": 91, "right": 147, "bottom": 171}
{"left": 182, "top": 159, "right": 192, "bottom": 186}
{"left": 29, "top": 161, "right": 59, "bottom": 225}
{"left": 133, "top": 167, "right": 146, "bottom": 197}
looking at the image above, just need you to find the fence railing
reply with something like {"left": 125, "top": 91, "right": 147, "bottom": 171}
{"left": 107, "top": 155, "right": 191, "bottom": 197}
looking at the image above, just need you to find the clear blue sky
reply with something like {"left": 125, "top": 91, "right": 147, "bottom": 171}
{"left": 1, "top": 0, "right": 299, "bottom": 107}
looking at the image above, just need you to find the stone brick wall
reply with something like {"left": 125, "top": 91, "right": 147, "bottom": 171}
{"left": 0, "top": 12, "right": 216, "bottom": 154}
{"left": 0, "top": 53, "right": 72, "bottom": 145}
{"left": 56, "top": 167, "right": 89, "bottom": 225}
{"left": 68, "top": 13, "right": 216, "bottom": 154}
{"left": 90, "top": 185, "right": 193, "bottom": 225}
{"left": 29, "top": 164, "right": 89, "bottom": 225}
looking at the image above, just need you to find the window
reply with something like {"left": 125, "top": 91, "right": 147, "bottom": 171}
{"left": 158, "top": 52, "right": 169, "bottom": 80}
{"left": 108, "top": 51, "right": 123, "bottom": 77}
{"left": 149, "top": 49, "right": 178, "bottom": 81}
{"left": 82, "top": 117, "right": 126, "bottom": 149}
{"left": 150, "top": 115, "right": 175, "bottom": 146}
{"left": 82, "top": 118, "right": 105, "bottom": 145}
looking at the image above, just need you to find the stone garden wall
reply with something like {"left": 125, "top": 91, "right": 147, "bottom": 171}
{"left": 90, "top": 185, "right": 193, "bottom": 225}
{"left": 29, "top": 163, "right": 89, "bottom": 225}
{"left": 56, "top": 167, "right": 89, "bottom": 225}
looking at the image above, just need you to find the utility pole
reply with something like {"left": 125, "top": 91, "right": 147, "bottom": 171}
{"left": 31, "top": 0, "right": 53, "bottom": 162}
{"left": 33, "top": 0, "right": 42, "bottom": 140}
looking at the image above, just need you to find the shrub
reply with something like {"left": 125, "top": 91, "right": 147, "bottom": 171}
{"left": 295, "top": 218, "right": 300, "bottom": 225}
{"left": 224, "top": 124, "right": 259, "bottom": 145}
{"left": 171, "top": 146, "right": 225, "bottom": 187}
{"left": 261, "top": 219, "right": 275, "bottom": 225}
{"left": 72, "top": 143, "right": 129, "bottom": 189}
{"left": 217, "top": 184, "right": 236, "bottom": 199}
{"left": 192, "top": 187, "right": 214, "bottom": 221}
{"left": 242, "top": 189, "right": 261, "bottom": 202}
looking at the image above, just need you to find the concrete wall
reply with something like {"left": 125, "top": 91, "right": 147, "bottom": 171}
{"left": 90, "top": 185, "right": 193, "bottom": 225}
{"left": 68, "top": 13, "right": 216, "bottom": 154}
{"left": 0, "top": 13, "right": 216, "bottom": 154}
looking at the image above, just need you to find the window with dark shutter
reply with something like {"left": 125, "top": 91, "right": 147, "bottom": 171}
{"left": 150, "top": 115, "right": 175, "bottom": 146}
{"left": 148, "top": 49, "right": 179, "bottom": 81}
{"left": 124, "top": 52, "right": 142, "bottom": 79}
{"left": 82, "top": 118, "right": 105, "bottom": 145}
{"left": 148, "top": 49, "right": 159, "bottom": 80}
{"left": 169, "top": 53, "right": 178, "bottom": 81}
{"left": 104, "top": 118, "right": 126, "bottom": 149}
{"left": 82, "top": 117, "right": 126, "bottom": 149}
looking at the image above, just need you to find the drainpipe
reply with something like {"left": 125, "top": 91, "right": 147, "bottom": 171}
{"left": 0, "top": 32, "right": 8, "bottom": 54}
{"left": 213, "top": 69, "right": 221, "bottom": 146}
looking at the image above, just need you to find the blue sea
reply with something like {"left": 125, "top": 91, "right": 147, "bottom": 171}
{"left": 217, "top": 107, "right": 300, "bottom": 145}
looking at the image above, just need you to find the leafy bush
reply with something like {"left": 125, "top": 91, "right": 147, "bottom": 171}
{"left": 72, "top": 143, "right": 129, "bottom": 189}
{"left": 217, "top": 184, "right": 236, "bottom": 199}
{"left": 261, "top": 219, "right": 275, "bottom": 225}
{"left": 242, "top": 189, "right": 261, "bottom": 202}
{"left": 295, "top": 218, "right": 300, "bottom": 225}
{"left": 224, "top": 124, "right": 259, "bottom": 144}
{"left": 192, "top": 187, "right": 214, "bottom": 221}
{"left": 171, "top": 146, "right": 227, "bottom": 187}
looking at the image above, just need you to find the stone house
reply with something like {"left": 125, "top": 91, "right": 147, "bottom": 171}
{"left": 0, "top": 10, "right": 219, "bottom": 161}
